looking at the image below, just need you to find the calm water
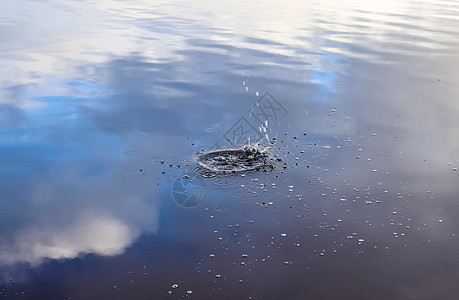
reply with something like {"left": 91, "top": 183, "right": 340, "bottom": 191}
{"left": 1, "top": 0, "right": 459, "bottom": 299}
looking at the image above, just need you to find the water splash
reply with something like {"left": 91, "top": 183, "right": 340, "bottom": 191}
{"left": 195, "top": 143, "right": 274, "bottom": 175}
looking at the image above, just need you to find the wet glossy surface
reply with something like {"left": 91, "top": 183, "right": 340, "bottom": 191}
{"left": 1, "top": 0, "right": 459, "bottom": 299}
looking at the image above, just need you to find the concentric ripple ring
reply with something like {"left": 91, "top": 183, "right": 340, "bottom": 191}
{"left": 196, "top": 145, "right": 272, "bottom": 173}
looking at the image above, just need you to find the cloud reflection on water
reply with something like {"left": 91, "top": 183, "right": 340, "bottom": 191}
{"left": 0, "top": 72, "right": 166, "bottom": 267}
{"left": 1, "top": 0, "right": 459, "bottom": 298}
{"left": 0, "top": 128, "right": 159, "bottom": 266}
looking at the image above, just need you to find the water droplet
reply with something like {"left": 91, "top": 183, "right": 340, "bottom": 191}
{"left": 172, "top": 284, "right": 178, "bottom": 289}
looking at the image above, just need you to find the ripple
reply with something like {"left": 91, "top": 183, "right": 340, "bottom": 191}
{"left": 196, "top": 144, "right": 274, "bottom": 175}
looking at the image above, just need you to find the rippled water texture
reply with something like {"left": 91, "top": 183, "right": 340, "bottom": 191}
{"left": 196, "top": 144, "right": 274, "bottom": 174}
{"left": 1, "top": 0, "right": 459, "bottom": 299}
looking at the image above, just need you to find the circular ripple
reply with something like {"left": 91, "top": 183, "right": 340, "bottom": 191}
{"left": 196, "top": 145, "right": 273, "bottom": 174}
{"left": 193, "top": 166, "right": 217, "bottom": 178}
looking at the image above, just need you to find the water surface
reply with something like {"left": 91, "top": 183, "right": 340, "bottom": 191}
{"left": 1, "top": 0, "right": 459, "bottom": 299}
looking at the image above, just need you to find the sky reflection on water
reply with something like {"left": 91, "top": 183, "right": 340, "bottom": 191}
{"left": 1, "top": 0, "right": 459, "bottom": 298}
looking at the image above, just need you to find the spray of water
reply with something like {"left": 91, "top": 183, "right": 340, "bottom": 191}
{"left": 195, "top": 143, "right": 274, "bottom": 175}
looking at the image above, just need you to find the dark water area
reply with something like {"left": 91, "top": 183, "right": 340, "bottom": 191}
{"left": 1, "top": 0, "right": 459, "bottom": 299}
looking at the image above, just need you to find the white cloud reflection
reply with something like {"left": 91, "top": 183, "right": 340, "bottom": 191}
{"left": 0, "top": 133, "right": 160, "bottom": 267}
{"left": 5, "top": 213, "right": 132, "bottom": 266}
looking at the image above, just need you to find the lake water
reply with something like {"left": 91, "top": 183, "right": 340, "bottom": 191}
{"left": 1, "top": 0, "right": 459, "bottom": 299}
